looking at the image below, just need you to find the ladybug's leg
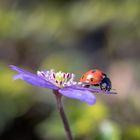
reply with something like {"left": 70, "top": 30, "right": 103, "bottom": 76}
{"left": 99, "top": 83, "right": 105, "bottom": 91}
{"left": 93, "top": 84, "right": 99, "bottom": 87}
{"left": 84, "top": 84, "right": 90, "bottom": 88}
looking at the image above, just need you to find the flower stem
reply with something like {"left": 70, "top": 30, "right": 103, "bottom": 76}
{"left": 54, "top": 90, "right": 73, "bottom": 140}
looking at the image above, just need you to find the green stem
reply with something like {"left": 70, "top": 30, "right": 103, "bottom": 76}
{"left": 54, "top": 90, "right": 73, "bottom": 140}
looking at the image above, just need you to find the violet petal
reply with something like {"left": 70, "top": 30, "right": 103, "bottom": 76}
{"left": 9, "top": 65, "right": 58, "bottom": 90}
{"left": 87, "top": 87, "right": 117, "bottom": 94}
{"left": 68, "top": 85, "right": 117, "bottom": 94}
{"left": 59, "top": 87, "right": 96, "bottom": 105}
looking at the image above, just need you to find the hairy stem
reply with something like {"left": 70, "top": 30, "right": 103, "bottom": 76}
{"left": 54, "top": 90, "right": 73, "bottom": 140}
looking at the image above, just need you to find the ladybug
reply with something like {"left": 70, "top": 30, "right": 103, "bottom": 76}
{"left": 80, "top": 69, "right": 112, "bottom": 91}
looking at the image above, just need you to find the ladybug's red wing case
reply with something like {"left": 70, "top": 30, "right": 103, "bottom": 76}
{"left": 80, "top": 69, "right": 112, "bottom": 91}
{"left": 80, "top": 69, "right": 104, "bottom": 85}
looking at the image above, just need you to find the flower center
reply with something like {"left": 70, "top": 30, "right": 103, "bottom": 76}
{"left": 37, "top": 69, "right": 78, "bottom": 87}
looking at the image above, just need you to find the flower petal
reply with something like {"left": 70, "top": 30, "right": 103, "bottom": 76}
{"left": 59, "top": 87, "right": 96, "bottom": 105}
{"left": 9, "top": 65, "right": 58, "bottom": 90}
{"left": 87, "top": 88, "right": 117, "bottom": 94}
{"left": 68, "top": 85, "right": 117, "bottom": 94}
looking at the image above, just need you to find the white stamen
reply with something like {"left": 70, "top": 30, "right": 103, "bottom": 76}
{"left": 37, "top": 69, "right": 78, "bottom": 88}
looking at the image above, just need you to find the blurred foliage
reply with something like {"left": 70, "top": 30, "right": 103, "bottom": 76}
{"left": 0, "top": 0, "right": 139, "bottom": 43}
{"left": 96, "top": 120, "right": 121, "bottom": 140}
{"left": 40, "top": 50, "right": 89, "bottom": 77}
{"left": 0, "top": 63, "right": 33, "bottom": 133}
{"left": 37, "top": 100, "right": 108, "bottom": 139}
{"left": 123, "top": 125, "right": 140, "bottom": 140}
{"left": 0, "top": 0, "right": 140, "bottom": 140}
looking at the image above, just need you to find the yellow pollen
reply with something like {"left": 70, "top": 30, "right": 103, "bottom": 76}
{"left": 55, "top": 72, "right": 65, "bottom": 83}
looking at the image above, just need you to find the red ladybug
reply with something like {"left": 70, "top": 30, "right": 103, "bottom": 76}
{"left": 80, "top": 69, "right": 112, "bottom": 91}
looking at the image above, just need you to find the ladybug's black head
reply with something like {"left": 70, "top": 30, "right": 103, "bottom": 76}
{"left": 100, "top": 77, "right": 112, "bottom": 91}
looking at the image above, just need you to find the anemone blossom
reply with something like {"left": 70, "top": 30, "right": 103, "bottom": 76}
{"left": 9, "top": 65, "right": 116, "bottom": 105}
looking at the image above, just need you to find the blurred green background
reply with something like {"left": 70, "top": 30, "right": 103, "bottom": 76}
{"left": 0, "top": 0, "right": 140, "bottom": 140}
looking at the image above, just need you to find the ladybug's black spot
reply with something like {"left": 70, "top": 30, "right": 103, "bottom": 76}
{"left": 103, "top": 73, "right": 107, "bottom": 77}
{"left": 90, "top": 78, "right": 94, "bottom": 81}
{"left": 91, "top": 70, "right": 95, "bottom": 73}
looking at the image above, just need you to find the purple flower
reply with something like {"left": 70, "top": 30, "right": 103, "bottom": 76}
{"left": 9, "top": 65, "right": 116, "bottom": 105}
